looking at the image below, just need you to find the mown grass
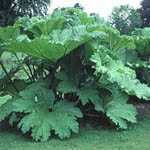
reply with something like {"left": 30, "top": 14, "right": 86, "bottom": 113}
{"left": 0, "top": 118, "right": 150, "bottom": 150}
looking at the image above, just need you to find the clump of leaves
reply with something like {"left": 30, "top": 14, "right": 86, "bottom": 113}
{"left": 0, "top": 7, "right": 150, "bottom": 141}
{"left": 0, "top": 82, "right": 82, "bottom": 141}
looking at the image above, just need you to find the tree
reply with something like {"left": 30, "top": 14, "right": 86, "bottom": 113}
{"left": 0, "top": 0, "right": 50, "bottom": 26}
{"left": 74, "top": 3, "right": 84, "bottom": 10}
{"left": 140, "top": 0, "right": 150, "bottom": 27}
{"left": 110, "top": 5, "right": 142, "bottom": 34}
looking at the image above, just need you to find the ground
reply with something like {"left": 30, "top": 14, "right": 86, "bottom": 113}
{"left": 0, "top": 118, "right": 150, "bottom": 150}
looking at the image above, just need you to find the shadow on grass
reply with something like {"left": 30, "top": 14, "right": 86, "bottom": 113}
{"left": 0, "top": 117, "right": 150, "bottom": 150}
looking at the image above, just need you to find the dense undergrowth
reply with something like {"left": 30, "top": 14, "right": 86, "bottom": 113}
{"left": 0, "top": 8, "right": 150, "bottom": 141}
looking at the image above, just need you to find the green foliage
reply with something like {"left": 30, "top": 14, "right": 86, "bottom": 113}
{"left": 110, "top": 5, "right": 142, "bottom": 34}
{"left": 0, "top": 7, "right": 150, "bottom": 141}
{"left": 7, "top": 25, "right": 96, "bottom": 62}
{"left": 131, "top": 28, "right": 150, "bottom": 85}
{"left": 133, "top": 28, "right": 150, "bottom": 55}
{"left": 107, "top": 61, "right": 150, "bottom": 100}
{"left": 0, "top": 95, "right": 12, "bottom": 107}
{"left": 90, "top": 27, "right": 150, "bottom": 100}
{"left": 0, "top": 0, "right": 50, "bottom": 26}
{"left": 89, "top": 25, "right": 150, "bottom": 128}
{"left": 103, "top": 87, "right": 137, "bottom": 129}
{"left": 2, "top": 15, "right": 102, "bottom": 62}
{"left": 56, "top": 71, "right": 103, "bottom": 111}
{"left": 77, "top": 86, "right": 103, "bottom": 111}
{"left": 106, "top": 102, "right": 137, "bottom": 129}
{"left": 0, "top": 95, "right": 13, "bottom": 121}
{"left": 140, "top": 0, "right": 150, "bottom": 27}
{"left": 1, "top": 82, "right": 82, "bottom": 141}
{"left": 91, "top": 54, "right": 150, "bottom": 100}
{"left": 56, "top": 71, "right": 77, "bottom": 93}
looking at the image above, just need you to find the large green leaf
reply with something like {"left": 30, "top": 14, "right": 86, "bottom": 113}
{"left": 17, "top": 16, "right": 65, "bottom": 36}
{"left": 6, "top": 25, "right": 98, "bottom": 62}
{"left": 91, "top": 49, "right": 150, "bottom": 100}
{"left": 77, "top": 86, "right": 104, "bottom": 112}
{"left": 0, "top": 95, "right": 13, "bottom": 121}
{"left": 106, "top": 102, "right": 137, "bottom": 129}
{"left": 0, "top": 26, "right": 19, "bottom": 42}
{"left": 56, "top": 71, "right": 103, "bottom": 111}
{"left": 107, "top": 61, "right": 150, "bottom": 100}
{"left": 103, "top": 87, "right": 137, "bottom": 129}
{"left": 12, "top": 82, "right": 82, "bottom": 141}
{"left": 0, "top": 52, "right": 21, "bottom": 80}
{"left": 0, "top": 95, "right": 12, "bottom": 107}
{"left": 56, "top": 71, "right": 77, "bottom": 93}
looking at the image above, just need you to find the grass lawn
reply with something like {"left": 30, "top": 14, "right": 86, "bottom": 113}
{"left": 0, "top": 118, "right": 150, "bottom": 150}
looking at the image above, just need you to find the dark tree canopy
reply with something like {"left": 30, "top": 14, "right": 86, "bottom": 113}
{"left": 140, "top": 0, "right": 150, "bottom": 27}
{"left": 0, "top": 0, "right": 50, "bottom": 26}
{"left": 110, "top": 5, "right": 142, "bottom": 34}
{"left": 74, "top": 3, "right": 84, "bottom": 10}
